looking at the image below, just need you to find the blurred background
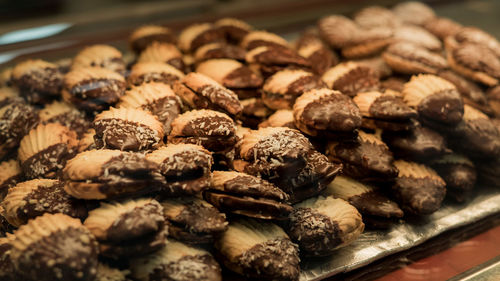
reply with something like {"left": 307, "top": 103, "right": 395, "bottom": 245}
{"left": 0, "top": 0, "right": 499, "bottom": 65}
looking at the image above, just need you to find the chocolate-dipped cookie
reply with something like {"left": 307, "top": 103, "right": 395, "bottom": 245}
{"left": 11, "top": 59, "right": 63, "bottom": 104}
{"left": 39, "top": 100, "right": 90, "bottom": 136}
{"left": 259, "top": 109, "right": 297, "bottom": 129}
{"left": 215, "top": 17, "right": 253, "bottom": 44}
{"left": 447, "top": 105, "right": 500, "bottom": 159}
{"left": 174, "top": 72, "right": 242, "bottom": 116}
{"left": 194, "top": 42, "right": 246, "bottom": 63}
{"left": 238, "top": 98, "right": 273, "bottom": 129}
{"left": 0, "top": 96, "right": 39, "bottom": 159}
{"left": 353, "top": 90, "right": 417, "bottom": 131}
{"left": 62, "top": 66, "right": 126, "bottom": 113}
{"left": 118, "top": 82, "right": 181, "bottom": 134}
{"left": 147, "top": 144, "right": 213, "bottom": 196}
{"left": 84, "top": 198, "right": 166, "bottom": 259}
{"left": 383, "top": 42, "right": 448, "bottom": 75}
{"left": 392, "top": 1, "right": 436, "bottom": 26}
{"left": 382, "top": 124, "right": 448, "bottom": 161}
{"left": 322, "top": 62, "right": 380, "bottom": 97}
{"left": 205, "top": 171, "right": 292, "bottom": 219}
{"left": 178, "top": 23, "right": 223, "bottom": 53}
{"left": 72, "top": 44, "right": 125, "bottom": 74}
{"left": 9, "top": 213, "right": 98, "bottom": 281}
{"left": 262, "top": 69, "right": 325, "bottom": 110}
{"left": 354, "top": 56, "right": 393, "bottom": 79}
{"left": 1, "top": 179, "right": 86, "bottom": 227}
{"left": 18, "top": 123, "right": 78, "bottom": 179}
{"left": 293, "top": 88, "right": 362, "bottom": 139}
{"left": 392, "top": 160, "right": 446, "bottom": 215}
{"left": 130, "top": 239, "right": 222, "bottom": 281}
{"left": 393, "top": 25, "right": 442, "bottom": 52}
{"left": 63, "top": 149, "right": 163, "bottom": 199}
{"left": 403, "top": 74, "right": 464, "bottom": 125}
{"left": 354, "top": 6, "right": 401, "bottom": 30}
{"left": 77, "top": 128, "right": 97, "bottom": 152}
{"left": 423, "top": 17, "right": 462, "bottom": 40}
{"left": 127, "top": 62, "right": 185, "bottom": 87}
{"left": 93, "top": 107, "right": 164, "bottom": 151}
{"left": 285, "top": 196, "right": 364, "bottom": 256}
{"left": 0, "top": 159, "right": 23, "bottom": 200}
{"left": 296, "top": 34, "right": 339, "bottom": 75}
{"left": 325, "top": 176, "right": 403, "bottom": 228}
{"left": 326, "top": 131, "right": 398, "bottom": 181}
{"left": 0, "top": 238, "right": 16, "bottom": 281}
{"left": 215, "top": 218, "right": 300, "bottom": 281}
{"left": 169, "top": 109, "right": 237, "bottom": 153}
{"left": 430, "top": 153, "right": 476, "bottom": 202}
{"left": 446, "top": 42, "right": 500, "bottom": 86}
{"left": 138, "top": 42, "right": 185, "bottom": 72}
{"left": 196, "top": 59, "right": 263, "bottom": 90}
{"left": 240, "top": 30, "right": 289, "bottom": 50}
{"left": 161, "top": 197, "right": 227, "bottom": 244}
{"left": 129, "top": 25, "right": 177, "bottom": 54}
{"left": 449, "top": 27, "right": 500, "bottom": 57}
{"left": 245, "top": 45, "right": 310, "bottom": 78}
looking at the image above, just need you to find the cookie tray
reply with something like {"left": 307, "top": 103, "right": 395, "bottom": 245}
{"left": 299, "top": 186, "right": 500, "bottom": 280}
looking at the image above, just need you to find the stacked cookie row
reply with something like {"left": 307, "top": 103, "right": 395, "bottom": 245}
{"left": 1, "top": 1, "right": 500, "bottom": 281}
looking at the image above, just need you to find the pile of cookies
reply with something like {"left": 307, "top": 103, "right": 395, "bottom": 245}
{"left": 1, "top": 1, "right": 500, "bottom": 280}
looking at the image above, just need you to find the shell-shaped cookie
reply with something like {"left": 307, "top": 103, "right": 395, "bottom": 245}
{"left": 322, "top": 62, "right": 379, "bottom": 97}
{"left": 170, "top": 109, "right": 235, "bottom": 138}
{"left": 127, "top": 62, "right": 185, "bottom": 87}
{"left": 196, "top": 59, "right": 263, "bottom": 89}
{"left": 84, "top": 198, "right": 164, "bottom": 241}
{"left": 423, "top": 17, "right": 462, "bottom": 40}
{"left": 354, "top": 6, "right": 401, "bottom": 30}
{"left": 383, "top": 42, "right": 448, "bottom": 74}
{"left": 138, "top": 42, "right": 184, "bottom": 71}
{"left": 353, "top": 90, "right": 417, "bottom": 120}
{"left": 259, "top": 109, "right": 296, "bottom": 129}
{"left": 215, "top": 17, "right": 252, "bottom": 43}
{"left": 178, "top": 23, "right": 221, "bottom": 52}
{"left": 393, "top": 25, "right": 441, "bottom": 51}
{"left": 241, "top": 30, "right": 289, "bottom": 50}
{"left": 39, "top": 100, "right": 89, "bottom": 136}
{"left": 93, "top": 107, "right": 164, "bottom": 151}
{"left": 72, "top": 44, "right": 125, "bottom": 73}
{"left": 11, "top": 59, "right": 63, "bottom": 103}
{"left": 0, "top": 159, "right": 22, "bottom": 200}
{"left": 286, "top": 196, "right": 364, "bottom": 256}
{"left": 9, "top": 213, "right": 98, "bottom": 281}
{"left": 129, "top": 25, "right": 177, "bottom": 54}
{"left": 118, "top": 82, "right": 178, "bottom": 109}
{"left": 392, "top": 1, "right": 436, "bottom": 26}
{"left": 215, "top": 218, "right": 299, "bottom": 281}
{"left": 131, "top": 239, "right": 222, "bottom": 281}
{"left": 317, "top": 15, "right": 359, "bottom": 49}
{"left": 453, "top": 27, "right": 500, "bottom": 57}
{"left": 63, "top": 149, "right": 123, "bottom": 180}
{"left": 194, "top": 42, "right": 246, "bottom": 62}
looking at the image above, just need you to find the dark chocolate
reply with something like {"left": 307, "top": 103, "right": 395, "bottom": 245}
{"left": 128, "top": 72, "right": 181, "bottom": 87}
{"left": 0, "top": 100, "right": 39, "bottom": 159}
{"left": 21, "top": 143, "right": 76, "bottom": 179}
{"left": 0, "top": 241, "right": 16, "bottom": 281}
{"left": 69, "top": 78, "right": 125, "bottom": 112}
{"left": 349, "top": 190, "right": 404, "bottom": 219}
{"left": 432, "top": 162, "right": 476, "bottom": 202}
{"left": 452, "top": 44, "right": 500, "bottom": 78}
{"left": 418, "top": 89, "right": 464, "bottom": 125}
{"left": 13, "top": 67, "right": 63, "bottom": 104}
{"left": 149, "top": 254, "right": 222, "bottom": 281}
{"left": 200, "top": 44, "right": 246, "bottom": 61}
{"left": 169, "top": 200, "right": 227, "bottom": 235}
{"left": 392, "top": 176, "right": 446, "bottom": 215}
{"left": 224, "top": 66, "right": 263, "bottom": 89}
{"left": 141, "top": 96, "right": 181, "bottom": 135}
{"left": 332, "top": 66, "right": 380, "bottom": 97}
{"left": 131, "top": 33, "right": 177, "bottom": 54}
{"left": 93, "top": 118, "right": 160, "bottom": 151}
{"left": 369, "top": 95, "right": 417, "bottom": 120}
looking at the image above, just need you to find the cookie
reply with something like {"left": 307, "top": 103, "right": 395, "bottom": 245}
{"left": 63, "top": 149, "right": 163, "bottom": 199}
{"left": 178, "top": 23, "right": 224, "bottom": 52}
{"left": 285, "top": 196, "right": 364, "bottom": 256}
{"left": 205, "top": 171, "right": 292, "bottom": 219}
{"left": 161, "top": 197, "right": 227, "bottom": 244}
{"left": 169, "top": 109, "right": 237, "bottom": 153}
{"left": 326, "top": 131, "right": 398, "bottom": 181}
{"left": 392, "top": 160, "right": 446, "bottom": 215}
{"left": 262, "top": 69, "right": 325, "bottom": 110}
{"left": 393, "top": 25, "right": 442, "bottom": 52}
{"left": 118, "top": 82, "right": 181, "bottom": 134}
{"left": 450, "top": 27, "right": 500, "bottom": 57}
{"left": 259, "top": 109, "right": 296, "bottom": 129}
{"left": 293, "top": 88, "right": 362, "bottom": 138}
{"left": 127, "top": 62, "right": 185, "bottom": 87}
{"left": 95, "top": 263, "right": 130, "bottom": 281}
{"left": 130, "top": 239, "right": 222, "bottom": 281}
{"left": 138, "top": 42, "right": 185, "bottom": 71}
{"left": 430, "top": 153, "right": 476, "bottom": 202}
{"left": 240, "top": 30, "right": 289, "bottom": 50}
{"left": 322, "top": 62, "right": 380, "bottom": 97}
{"left": 11, "top": 59, "right": 63, "bottom": 104}
{"left": 353, "top": 56, "right": 393, "bottom": 78}
{"left": 446, "top": 42, "right": 500, "bottom": 86}
{"left": 296, "top": 35, "right": 339, "bottom": 75}
{"left": 325, "top": 176, "right": 403, "bottom": 228}
{"left": 353, "top": 90, "right": 417, "bottom": 131}
{"left": 93, "top": 107, "right": 164, "bottom": 151}
{"left": 245, "top": 45, "right": 310, "bottom": 78}
{"left": 174, "top": 72, "right": 242, "bottom": 116}
{"left": 39, "top": 100, "right": 90, "bottom": 136}
{"left": 0, "top": 159, "right": 23, "bottom": 200}
{"left": 147, "top": 144, "right": 213, "bottom": 196}
{"left": 0, "top": 97, "right": 39, "bottom": 159}
{"left": 423, "top": 17, "right": 462, "bottom": 40}
{"left": 193, "top": 42, "right": 246, "bottom": 63}
{"left": 77, "top": 128, "right": 97, "bottom": 152}
{"left": 216, "top": 17, "right": 253, "bottom": 44}
{"left": 62, "top": 66, "right": 126, "bottom": 113}
{"left": 196, "top": 59, "right": 263, "bottom": 89}
{"left": 0, "top": 238, "right": 16, "bottom": 281}
{"left": 129, "top": 25, "right": 177, "bottom": 54}
{"left": 72, "top": 44, "right": 125, "bottom": 74}
{"left": 354, "top": 6, "right": 401, "bottom": 30}
{"left": 383, "top": 42, "right": 448, "bottom": 75}
{"left": 317, "top": 15, "right": 359, "bottom": 49}
{"left": 84, "top": 198, "right": 165, "bottom": 258}
{"left": 9, "top": 213, "right": 98, "bottom": 281}
{"left": 18, "top": 123, "right": 78, "bottom": 179}
{"left": 1, "top": 179, "right": 86, "bottom": 227}
{"left": 392, "top": 1, "right": 436, "bottom": 26}
{"left": 238, "top": 98, "right": 273, "bottom": 129}
{"left": 403, "top": 74, "right": 464, "bottom": 125}
{"left": 215, "top": 218, "right": 300, "bottom": 281}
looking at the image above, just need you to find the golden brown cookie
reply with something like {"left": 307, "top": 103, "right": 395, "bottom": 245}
{"left": 245, "top": 46, "right": 310, "bottom": 78}
{"left": 423, "top": 17, "right": 462, "bottom": 40}
{"left": 259, "top": 109, "right": 296, "bottom": 129}
{"left": 196, "top": 59, "right": 262, "bottom": 89}
{"left": 127, "top": 62, "right": 185, "bottom": 87}
{"left": 240, "top": 30, "right": 289, "bottom": 50}
{"left": 138, "top": 42, "right": 185, "bottom": 71}
{"left": 72, "top": 44, "right": 125, "bottom": 74}
{"left": 129, "top": 25, "right": 177, "bottom": 54}
{"left": 0, "top": 159, "right": 22, "bottom": 201}
{"left": 178, "top": 23, "right": 223, "bottom": 52}
{"left": 322, "top": 62, "right": 380, "bottom": 97}
{"left": 193, "top": 42, "right": 246, "bottom": 63}
{"left": 39, "top": 101, "right": 90, "bottom": 136}
{"left": 392, "top": 1, "right": 436, "bottom": 26}
{"left": 354, "top": 6, "right": 401, "bottom": 30}
{"left": 383, "top": 42, "right": 448, "bottom": 74}
{"left": 215, "top": 17, "right": 253, "bottom": 44}
{"left": 393, "top": 25, "right": 442, "bottom": 51}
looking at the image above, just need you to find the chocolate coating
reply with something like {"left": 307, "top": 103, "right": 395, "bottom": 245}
{"left": 67, "top": 78, "right": 125, "bottom": 112}
{"left": 0, "top": 100, "right": 39, "bottom": 159}
{"left": 432, "top": 162, "right": 476, "bottom": 202}
{"left": 392, "top": 176, "right": 446, "bottom": 215}
{"left": 100, "top": 225, "right": 167, "bottom": 259}
{"left": 94, "top": 119, "right": 160, "bottom": 151}
{"left": 449, "top": 118, "right": 500, "bottom": 159}
{"left": 0, "top": 241, "right": 16, "bottom": 281}
{"left": 131, "top": 33, "right": 177, "bottom": 54}
{"left": 349, "top": 191, "right": 404, "bottom": 219}
{"left": 418, "top": 89, "right": 464, "bottom": 125}
{"left": 369, "top": 95, "right": 417, "bottom": 120}
{"left": 12, "top": 67, "right": 63, "bottom": 104}
{"left": 332, "top": 66, "right": 380, "bottom": 97}
{"left": 22, "top": 143, "right": 76, "bottom": 179}
{"left": 106, "top": 203, "right": 164, "bottom": 242}
{"left": 149, "top": 254, "right": 222, "bottom": 281}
